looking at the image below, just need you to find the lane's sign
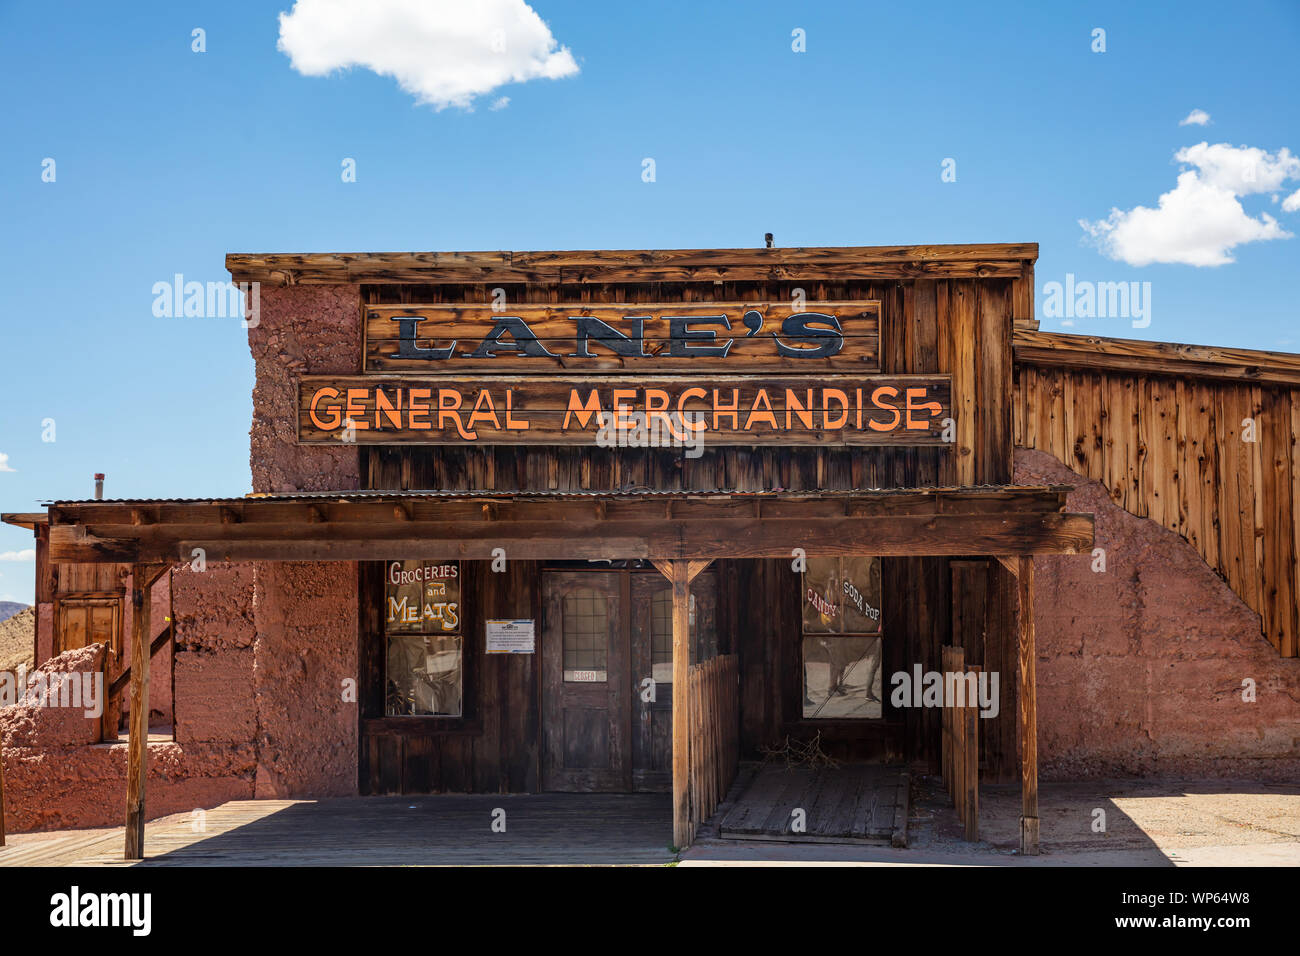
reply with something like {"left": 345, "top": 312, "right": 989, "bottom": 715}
{"left": 298, "top": 375, "right": 951, "bottom": 446}
{"left": 363, "top": 302, "right": 880, "bottom": 373}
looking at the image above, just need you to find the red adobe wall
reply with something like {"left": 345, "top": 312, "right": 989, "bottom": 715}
{"left": 1, "top": 284, "right": 364, "bottom": 832}
{"left": 1015, "top": 448, "right": 1300, "bottom": 781}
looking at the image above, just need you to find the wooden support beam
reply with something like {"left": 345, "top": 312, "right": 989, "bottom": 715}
{"left": 0, "top": 722, "right": 6, "bottom": 847}
{"left": 653, "top": 559, "right": 695, "bottom": 850}
{"left": 685, "top": 559, "right": 713, "bottom": 583}
{"left": 1017, "top": 555, "right": 1039, "bottom": 855}
{"left": 108, "top": 624, "right": 173, "bottom": 699}
{"left": 124, "top": 563, "right": 161, "bottom": 861}
{"left": 995, "top": 555, "right": 1020, "bottom": 577}
{"left": 49, "top": 511, "right": 1096, "bottom": 564}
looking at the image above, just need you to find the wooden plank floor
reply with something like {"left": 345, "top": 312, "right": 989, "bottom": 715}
{"left": 0, "top": 794, "right": 677, "bottom": 867}
{"left": 718, "top": 763, "right": 906, "bottom": 845}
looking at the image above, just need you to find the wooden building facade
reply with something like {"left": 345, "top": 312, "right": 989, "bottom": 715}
{"left": 6, "top": 243, "right": 1135, "bottom": 857}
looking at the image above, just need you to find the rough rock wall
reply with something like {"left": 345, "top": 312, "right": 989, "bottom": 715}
{"left": 1016, "top": 448, "right": 1300, "bottom": 780}
{"left": 248, "top": 284, "right": 361, "bottom": 494}
{"left": 252, "top": 561, "right": 358, "bottom": 797}
{"left": 246, "top": 284, "right": 361, "bottom": 795}
{"left": 2, "top": 285, "right": 367, "bottom": 832}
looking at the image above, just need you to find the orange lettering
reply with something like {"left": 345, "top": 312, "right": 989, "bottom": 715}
{"left": 563, "top": 389, "right": 604, "bottom": 429}
{"left": 785, "top": 389, "right": 813, "bottom": 430}
{"left": 612, "top": 389, "right": 638, "bottom": 430}
{"left": 744, "top": 390, "right": 779, "bottom": 430}
{"left": 308, "top": 387, "right": 341, "bottom": 431}
{"left": 905, "top": 387, "right": 943, "bottom": 430}
{"left": 408, "top": 388, "right": 432, "bottom": 429}
{"left": 346, "top": 388, "right": 370, "bottom": 429}
{"left": 713, "top": 389, "right": 740, "bottom": 430}
{"left": 375, "top": 389, "right": 402, "bottom": 429}
{"left": 438, "top": 389, "right": 476, "bottom": 440}
{"left": 823, "top": 389, "right": 849, "bottom": 430}
{"left": 467, "top": 390, "right": 502, "bottom": 431}
{"left": 676, "top": 387, "right": 707, "bottom": 432}
{"left": 505, "top": 388, "right": 529, "bottom": 430}
{"left": 868, "top": 386, "right": 901, "bottom": 431}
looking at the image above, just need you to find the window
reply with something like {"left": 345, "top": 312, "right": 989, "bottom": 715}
{"left": 801, "top": 557, "right": 883, "bottom": 719}
{"left": 384, "top": 560, "right": 462, "bottom": 716}
{"left": 56, "top": 597, "right": 121, "bottom": 657}
{"left": 649, "top": 587, "right": 716, "bottom": 683}
{"left": 562, "top": 587, "right": 609, "bottom": 682}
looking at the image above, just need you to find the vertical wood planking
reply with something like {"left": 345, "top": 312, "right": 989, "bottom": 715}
{"left": 1014, "top": 367, "right": 1297, "bottom": 658}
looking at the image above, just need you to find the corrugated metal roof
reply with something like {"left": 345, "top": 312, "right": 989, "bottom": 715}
{"left": 39, "top": 484, "right": 1071, "bottom": 507}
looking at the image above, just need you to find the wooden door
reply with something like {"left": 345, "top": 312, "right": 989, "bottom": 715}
{"left": 629, "top": 572, "right": 717, "bottom": 792}
{"left": 541, "top": 572, "right": 631, "bottom": 791}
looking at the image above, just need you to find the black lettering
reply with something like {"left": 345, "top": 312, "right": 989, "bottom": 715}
{"left": 772, "top": 312, "right": 843, "bottom": 359}
{"left": 569, "top": 315, "right": 646, "bottom": 357}
{"left": 386, "top": 316, "right": 455, "bottom": 360}
{"left": 669, "top": 314, "right": 732, "bottom": 357}
{"left": 469, "top": 316, "right": 558, "bottom": 358}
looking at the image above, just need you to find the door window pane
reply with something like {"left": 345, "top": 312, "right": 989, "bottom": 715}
{"left": 562, "top": 587, "right": 608, "bottom": 682}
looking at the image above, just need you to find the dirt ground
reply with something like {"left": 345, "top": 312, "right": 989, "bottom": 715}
{"left": 0, "top": 606, "right": 34, "bottom": 675}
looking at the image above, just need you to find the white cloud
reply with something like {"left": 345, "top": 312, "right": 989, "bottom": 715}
{"left": 1080, "top": 142, "right": 1299, "bottom": 267}
{"left": 1174, "top": 142, "right": 1299, "bottom": 194}
{"left": 0, "top": 550, "right": 35, "bottom": 562}
{"left": 278, "top": 0, "right": 579, "bottom": 111}
{"left": 1283, "top": 189, "right": 1300, "bottom": 213}
{"left": 0, "top": 453, "right": 14, "bottom": 472}
{"left": 1179, "top": 108, "right": 1211, "bottom": 127}
{"left": 490, "top": 96, "right": 510, "bottom": 111}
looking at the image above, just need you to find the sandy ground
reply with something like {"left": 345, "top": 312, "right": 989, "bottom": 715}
{"left": 0, "top": 607, "right": 34, "bottom": 674}
{"left": 683, "top": 775, "right": 1300, "bottom": 866}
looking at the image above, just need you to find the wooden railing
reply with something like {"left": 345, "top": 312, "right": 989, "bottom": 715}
{"left": 686, "top": 653, "right": 739, "bottom": 841}
{"left": 940, "top": 646, "right": 980, "bottom": 841}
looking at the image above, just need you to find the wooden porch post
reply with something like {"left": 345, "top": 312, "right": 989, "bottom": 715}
{"left": 670, "top": 561, "right": 691, "bottom": 849}
{"left": 124, "top": 564, "right": 162, "bottom": 861}
{"left": 1016, "top": 555, "right": 1039, "bottom": 855}
{"left": 0, "top": 722, "right": 6, "bottom": 847}
{"left": 652, "top": 558, "right": 713, "bottom": 851}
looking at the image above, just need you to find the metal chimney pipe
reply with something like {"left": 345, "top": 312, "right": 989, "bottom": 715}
{"left": 94, "top": 473, "right": 104, "bottom": 500}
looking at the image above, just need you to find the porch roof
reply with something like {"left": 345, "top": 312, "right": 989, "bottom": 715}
{"left": 7, "top": 484, "right": 1094, "bottom": 565}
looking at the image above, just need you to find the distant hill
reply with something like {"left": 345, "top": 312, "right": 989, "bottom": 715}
{"left": 0, "top": 601, "right": 29, "bottom": 622}
{"left": 0, "top": 605, "right": 35, "bottom": 673}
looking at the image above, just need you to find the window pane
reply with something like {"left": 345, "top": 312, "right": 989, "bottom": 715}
{"left": 384, "top": 560, "right": 460, "bottom": 634}
{"left": 562, "top": 587, "right": 608, "bottom": 682}
{"left": 650, "top": 589, "right": 672, "bottom": 683}
{"left": 803, "top": 557, "right": 881, "bottom": 634}
{"left": 802, "top": 634, "right": 883, "bottom": 719}
{"left": 386, "top": 634, "right": 462, "bottom": 716}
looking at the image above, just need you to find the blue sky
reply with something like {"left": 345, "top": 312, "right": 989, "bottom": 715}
{"left": 1, "top": 0, "right": 1298, "bottom": 601}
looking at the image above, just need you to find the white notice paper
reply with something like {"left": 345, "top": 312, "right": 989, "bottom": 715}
{"left": 486, "top": 619, "right": 535, "bottom": 654}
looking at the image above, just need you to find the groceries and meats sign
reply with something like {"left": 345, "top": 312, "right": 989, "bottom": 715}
{"left": 297, "top": 302, "right": 952, "bottom": 447}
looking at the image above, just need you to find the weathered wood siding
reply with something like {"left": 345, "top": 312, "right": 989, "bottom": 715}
{"left": 1014, "top": 363, "right": 1299, "bottom": 658}
{"left": 350, "top": 255, "right": 1029, "bottom": 790}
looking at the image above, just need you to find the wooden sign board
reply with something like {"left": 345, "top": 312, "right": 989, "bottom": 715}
{"left": 298, "top": 375, "right": 952, "bottom": 446}
{"left": 363, "top": 301, "right": 880, "bottom": 374}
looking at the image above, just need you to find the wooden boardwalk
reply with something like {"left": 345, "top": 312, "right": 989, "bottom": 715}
{"left": 0, "top": 794, "right": 676, "bottom": 867}
{"left": 718, "top": 763, "right": 909, "bottom": 845}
